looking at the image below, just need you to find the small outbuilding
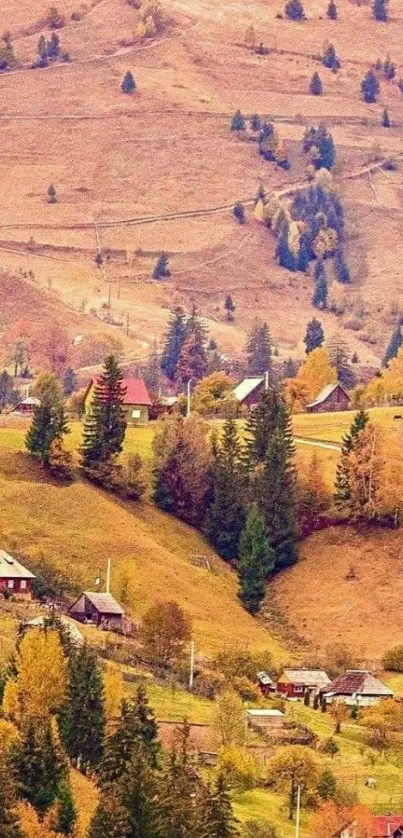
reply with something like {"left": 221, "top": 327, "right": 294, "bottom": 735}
{"left": 323, "top": 670, "right": 394, "bottom": 707}
{"left": 277, "top": 668, "right": 331, "bottom": 700}
{"left": 306, "top": 382, "right": 350, "bottom": 414}
{"left": 257, "top": 671, "right": 276, "bottom": 697}
{"left": 247, "top": 709, "right": 284, "bottom": 732}
{"left": 10, "top": 397, "right": 40, "bottom": 417}
{"left": 69, "top": 591, "right": 124, "bottom": 630}
{"left": 0, "top": 551, "right": 35, "bottom": 598}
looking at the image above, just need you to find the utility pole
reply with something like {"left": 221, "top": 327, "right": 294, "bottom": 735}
{"left": 94, "top": 223, "right": 111, "bottom": 315}
{"left": 106, "top": 558, "right": 111, "bottom": 594}
{"left": 189, "top": 640, "right": 195, "bottom": 690}
{"left": 265, "top": 370, "right": 269, "bottom": 390}
{"left": 295, "top": 785, "right": 301, "bottom": 838}
{"left": 187, "top": 378, "right": 193, "bottom": 418}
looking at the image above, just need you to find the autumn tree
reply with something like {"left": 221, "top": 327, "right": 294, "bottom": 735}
{"left": 334, "top": 409, "right": 369, "bottom": 511}
{"left": 81, "top": 354, "right": 127, "bottom": 469}
{"left": 237, "top": 505, "right": 274, "bottom": 613}
{"left": 245, "top": 319, "right": 272, "bottom": 376}
{"left": 296, "top": 453, "right": 331, "bottom": 531}
{"left": 5, "top": 629, "right": 66, "bottom": 723}
{"left": 152, "top": 413, "right": 212, "bottom": 526}
{"left": 205, "top": 418, "right": 246, "bottom": 560}
{"left": 327, "top": 335, "right": 355, "bottom": 388}
{"left": 335, "top": 420, "right": 385, "bottom": 521}
{"left": 60, "top": 644, "right": 105, "bottom": 771}
{"left": 4, "top": 320, "right": 32, "bottom": 377}
{"left": 267, "top": 745, "right": 319, "bottom": 820}
{"left": 141, "top": 600, "right": 191, "bottom": 668}
{"left": 310, "top": 801, "right": 347, "bottom": 838}
{"left": 213, "top": 690, "right": 245, "bottom": 747}
{"left": 26, "top": 375, "right": 69, "bottom": 468}
{"left": 192, "top": 371, "right": 234, "bottom": 416}
{"left": 304, "top": 318, "right": 324, "bottom": 353}
{"left": 286, "top": 347, "right": 336, "bottom": 411}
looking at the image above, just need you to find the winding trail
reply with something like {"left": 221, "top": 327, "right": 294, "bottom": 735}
{"left": 294, "top": 436, "right": 341, "bottom": 451}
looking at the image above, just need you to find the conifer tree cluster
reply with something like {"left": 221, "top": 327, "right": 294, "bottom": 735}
{"left": 26, "top": 374, "right": 71, "bottom": 476}
{"left": 334, "top": 409, "right": 369, "bottom": 511}
{"left": 245, "top": 319, "right": 273, "bottom": 376}
{"left": 81, "top": 354, "right": 127, "bottom": 471}
{"left": 304, "top": 318, "right": 324, "bottom": 353}
{"left": 160, "top": 305, "right": 208, "bottom": 384}
{"left": 303, "top": 124, "right": 336, "bottom": 169}
{"left": 32, "top": 31, "right": 67, "bottom": 68}
{"left": 383, "top": 323, "right": 403, "bottom": 367}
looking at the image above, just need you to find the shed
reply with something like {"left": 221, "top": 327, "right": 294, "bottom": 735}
{"left": 0, "top": 551, "right": 35, "bottom": 598}
{"left": 277, "top": 668, "right": 331, "bottom": 699}
{"left": 84, "top": 377, "right": 152, "bottom": 424}
{"left": 233, "top": 377, "right": 266, "bottom": 409}
{"left": 247, "top": 709, "right": 284, "bottom": 731}
{"left": 69, "top": 591, "right": 124, "bottom": 629}
{"left": 257, "top": 671, "right": 276, "bottom": 697}
{"left": 306, "top": 382, "right": 350, "bottom": 414}
{"left": 323, "top": 670, "right": 394, "bottom": 707}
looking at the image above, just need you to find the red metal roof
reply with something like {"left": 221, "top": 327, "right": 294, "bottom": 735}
{"left": 372, "top": 816, "right": 403, "bottom": 836}
{"left": 121, "top": 378, "right": 152, "bottom": 407}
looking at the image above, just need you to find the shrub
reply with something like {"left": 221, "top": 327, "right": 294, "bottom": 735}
{"left": 153, "top": 251, "right": 170, "bottom": 279}
{"left": 193, "top": 669, "right": 225, "bottom": 698}
{"left": 284, "top": 0, "right": 305, "bottom": 20}
{"left": 46, "top": 6, "right": 66, "bottom": 28}
{"left": 243, "top": 823, "right": 279, "bottom": 838}
{"left": 233, "top": 201, "right": 245, "bottom": 223}
{"left": 232, "top": 676, "right": 260, "bottom": 702}
{"left": 218, "top": 746, "right": 259, "bottom": 791}
{"left": 231, "top": 110, "right": 245, "bottom": 131}
{"left": 383, "top": 645, "right": 403, "bottom": 672}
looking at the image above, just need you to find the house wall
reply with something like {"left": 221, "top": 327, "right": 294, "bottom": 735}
{"left": 308, "top": 388, "right": 350, "bottom": 414}
{"left": 247, "top": 715, "right": 284, "bottom": 729}
{"left": 123, "top": 404, "right": 149, "bottom": 425}
{"left": 277, "top": 680, "right": 306, "bottom": 699}
{"left": 243, "top": 384, "right": 265, "bottom": 410}
{"left": 326, "top": 694, "right": 384, "bottom": 707}
{"left": 0, "top": 578, "right": 32, "bottom": 597}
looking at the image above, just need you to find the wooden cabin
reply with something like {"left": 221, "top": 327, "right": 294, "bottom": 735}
{"left": 306, "top": 382, "right": 350, "bottom": 414}
{"left": 0, "top": 551, "right": 35, "bottom": 598}
{"left": 69, "top": 591, "right": 124, "bottom": 630}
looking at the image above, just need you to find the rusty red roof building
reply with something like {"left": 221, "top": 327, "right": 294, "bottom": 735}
{"left": 324, "top": 670, "right": 393, "bottom": 705}
{"left": 372, "top": 815, "right": 403, "bottom": 837}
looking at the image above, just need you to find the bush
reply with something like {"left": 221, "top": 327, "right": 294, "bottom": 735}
{"left": 322, "top": 44, "right": 340, "bottom": 70}
{"left": 46, "top": 6, "right": 66, "bottom": 28}
{"left": 218, "top": 746, "right": 259, "bottom": 791}
{"left": 121, "top": 70, "right": 136, "bottom": 94}
{"left": 231, "top": 110, "right": 245, "bottom": 131}
{"left": 243, "top": 823, "right": 278, "bottom": 838}
{"left": 310, "top": 72, "right": 323, "bottom": 95}
{"left": 383, "top": 645, "right": 403, "bottom": 672}
{"left": 232, "top": 676, "right": 261, "bottom": 702}
{"left": 233, "top": 201, "right": 245, "bottom": 223}
{"left": 213, "top": 648, "right": 274, "bottom": 683}
{"left": 284, "top": 0, "right": 305, "bottom": 20}
{"left": 193, "top": 668, "right": 226, "bottom": 698}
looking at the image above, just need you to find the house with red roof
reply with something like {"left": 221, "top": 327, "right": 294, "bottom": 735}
{"left": 84, "top": 377, "right": 152, "bottom": 424}
{"left": 323, "top": 670, "right": 393, "bottom": 707}
{"left": 339, "top": 815, "right": 403, "bottom": 837}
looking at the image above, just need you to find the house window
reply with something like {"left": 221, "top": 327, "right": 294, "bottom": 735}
{"left": 20, "top": 580, "right": 27, "bottom": 590}
{"left": 131, "top": 409, "right": 141, "bottom": 419}
{"left": 7, "top": 579, "right": 14, "bottom": 589}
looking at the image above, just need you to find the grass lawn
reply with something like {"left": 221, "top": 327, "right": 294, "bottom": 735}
{"left": 293, "top": 406, "right": 403, "bottom": 444}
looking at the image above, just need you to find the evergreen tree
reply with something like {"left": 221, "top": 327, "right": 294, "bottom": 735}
{"left": 37, "top": 34, "right": 48, "bottom": 65}
{"left": 0, "top": 751, "right": 22, "bottom": 838}
{"left": 204, "top": 419, "right": 246, "bottom": 561}
{"left": 243, "top": 386, "right": 289, "bottom": 468}
{"left": 81, "top": 354, "right": 127, "bottom": 468}
{"left": 334, "top": 246, "right": 351, "bottom": 284}
{"left": 327, "top": 0, "right": 337, "bottom": 19}
{"left": 47, "top": 183, "right": 57, "bottom": 203}
{"left": 61, "top": 645, "right": 105, "bottom": 771}
{"left": 304, "top": 318, "right": 324, "bottom": 353}
{"left": 284, "top": 0, "right": 305, "bottom": 20}
{"left": 303, "top": 123, "right": 335, "bottom": 168}
{"left": 275, "top": 223, "right": 296, "bottom": 270}
{"left": 63, "top": 367, "right": 77, "bottom": 396}
{"left": 382, "top": 107, "right": 391, "bottom": 127}
{"left": 224, "top": 294, "right": 236, "bottom": 321}
{"left": 283, "top": 357, "right": 297, "bottom": 377}
{"left": 153, "top": 252, "right": 170, "bottom": 280}
{"left": 312, "top": 260, "right": 328, "bottom": 308}
{"left": 176, "top": 306, "right": 208, "bottom": 383}
{"left": 53, "top": 783, "right": 77, "bottom": 836}
{"left": 309, "top": 72, "right": 323, "bottom": 95}
{"left": 233, "top": 202, "right": 245, "bottom": 223}
{"left": 373, "top": 0, "right": 388, "bottom": 21}
{"left": 89, "top": 791, "right": 130, "bottom": 838}
{"left": 14, "top": 720, "right": 67, "bottom": 816}
{"left": 258, "top": 427, "right": 298, "bottom": 571}
{"left": 383, "top": 323, "right": 403, "bottom": 367}
{"left": 238, "top": 505, "right": 274, "bottom": 613}
{"left": 156, "top": 724, "right": 202, "bottom": 838}
{"left": 361, "top": 68, "right": 380, "bottom": 102}
{"left": 322, "top": 44, "right": 340, "bottom": 70}
{"left": 231, "top": 110, "right": 245, "bottom": 131}
{"left": 204, "top": 774, "right": 239, "bottom": 838}
{"left": 121, "top": 743, "right": 160, "bottom": 838}
{"left": 334, "top": 409, "right": 369, "bottom": 509}
{"left": 132, "top": 686, "right": 159, "bottom": 765}
{"left": 26, "top": 377, "right": 69, "bottom": 466}
{"left": 245, "top": 320, "right": 272, "bottom": 376}
{"left": 47, "top": 31, "right": 60, "bottom": 59}
{"left": 160, "top": 307, "right": 187, "bottom": 381}
{"left": 327, "top": 335, "right": 355, "bottom": 388}
{"left": 121, "top": 70, "right": 136, "bottom": 93}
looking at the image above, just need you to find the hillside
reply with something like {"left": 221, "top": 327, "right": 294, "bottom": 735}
{"left": 1, "top": 0, "right": 403, "bottom": 365}
{"left": 0, "top": 426, "right": 281, "bottom": 658}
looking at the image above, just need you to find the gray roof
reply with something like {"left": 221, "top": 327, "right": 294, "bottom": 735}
{"left": 0, "top": 551, "right": 35, "bottom": 580}
{"left": 83, "top": 591, "right": 124, "bottom": 616}
{"left": 257, "top": 670, "right": 274, "bottom": 686}
{"left": 247, "top": 709, "right": 284, "bottom": 717}
{"left": 282, "top": 668, "right": 331, "bottom": 688}
{"left": 233, "top": 377, "right": 264, "bottom": 402}
{"left": 324, "top": 670, "right": 394, "bottom": 698}
{"left": 25, "top": 615, "right": 84, "bottom": 646}
{"left": 307, "top": 382, "right": 350, "bottom": 409}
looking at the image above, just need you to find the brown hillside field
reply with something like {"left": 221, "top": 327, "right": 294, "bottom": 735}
{"left": 2, "top": 0, "right": 403, "bottom": 363}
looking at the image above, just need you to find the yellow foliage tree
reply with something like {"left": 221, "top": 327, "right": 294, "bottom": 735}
{"left": 2, "top": 678, "right": 21, "bottom": 723}
{"left": 18, "top": 802, "right": 63, "bottom": 838}
{"left": 0, "top": 718, "right": 20, "bottom": 752}
{"left": 192, "top": 371, "right": 234, "bottom": 415}
{"left": 286, "top": 347, "right": 336, "bottom": 411}
{"left": 253, "top": 199, "right": 265, "bottom": 222}
{"left": 218, "top": 745, "right": 258, "bottom": 790}
{"left": 103, "top": 667, "right": 125, "bottom": 727}
{"left": 313, "top": 226, "right": 338, "bottom": 259}
{"left": 13, "top": 629, "right": 66, "bottom": 722}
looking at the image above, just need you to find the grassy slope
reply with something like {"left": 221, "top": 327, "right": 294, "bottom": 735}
{"left": 0, "top": 425, "right": 281, "bottom": 658}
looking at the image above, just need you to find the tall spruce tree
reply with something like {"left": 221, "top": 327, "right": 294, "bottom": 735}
{"left": 238, "top": 505, "right": 274, "bottom": 613}
{"left": 0, "top": 751, "right": 22, "bottom": 838}
{"left": 327, "top": 0, "right": 337, "bottom": 18}
{"left": 81, "top": 354, "right": 127, "bottom": 468}
{"left": 243, "top": 386, "right": 289, "bottom": 469}
{"left": 205, "top": 774, "right": 239, "bottom": 838}
{"left": 245, "top": 320, "right": 272, "bottom": 376}
{"left": 373, "top": 0, "right": 388, "bottom": 21}
{"left": 204, "top": 420, "right": 246, "bottom": 560}
{"left": 334, "top": 409, "right": 369, "bottom": 509}
{"left": 176, "top": 306, "right": 208, "bottom": 384}
{"left": 160, "top": 307, "right": 187, "bottom": 381}
{"left": 53, "top": 783, "right": 77, "bottom": 836}
{"left": 304, "top": 318, "right": 324, "bottom": 354}
{"left": 327, "top": 335, "right": 355, "bottom": 388}
{"left": 383, "top": 323, "right": 403, "bottom": 367}
{"left": 26, "top": 377, "right": 69, "bottom": 466}
{"left": 14, "top": 720, "right": 67, "bottom": 816}
{"left": 89, "top": 791, "right": 130, "bottom": 838}
{"left": 312, "top": 260, "right": 328, "bottom": 309}
{"left": 61, "top": 645, "right": 105, "bottom": 771}
{"left": 258, "top": 424, "right": 298, "bottom": 571}
{"left": 121, "top": 743, "right": 160, "bottom": 838}
{"left": 156, "top": 724, "right": 202, "bottom": 838}
{"left": 100, "top": 693, "right": 159, "bottom": 789}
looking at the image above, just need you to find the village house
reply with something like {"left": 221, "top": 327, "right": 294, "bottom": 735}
{"left": 69, "top": 591, "right": 125, "bottom": 630}
{"left": 277, "top": 668, "right": 331, "bottom": 700}
{"left": 233, "top": 376, "right": 268, "bottom": 409}
{"left": 306, "top": 381, "right": 351, "bottom": 413}
{"left": 338, "top": 815, "right": 403, "bottom": 837}
{"left": 323, "top": 670, "right": 394, "bottom": 707}
{"left": 0, "top": 551, "right": 35, "bottom": 598}
{"left": 84, "top": 377, "right": 152, "bottom": 424}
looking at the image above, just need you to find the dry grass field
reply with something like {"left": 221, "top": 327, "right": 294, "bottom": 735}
{"left": 1, "top": 0, "right": 403, "bottom": 365}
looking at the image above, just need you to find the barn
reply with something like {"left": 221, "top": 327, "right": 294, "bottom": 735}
{"left": 69, "top": 591, "right": 125, "bottom": 630}
{"left": 0, "top": 551, "right": 35, "bottom": 598}
{"left": 306, "top": 382, "right": 350, "bottom": 414}
{"left": 233, "top": 377, "right": 267, "bottom": 409}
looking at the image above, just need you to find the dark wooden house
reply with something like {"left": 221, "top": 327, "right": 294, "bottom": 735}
{"left": 233, "top": 377, "right": 267, "bottom": 409}
{"left": 0, "top": 551, "right": 35, "bottom": 598}
{"left": 277, "top": 668, "right": 331, "bottom": 699}
{"left": 306, "top": 382, "right": 350, "bottom": 414}
{"left": 69, "top": 591, "right": 124, "bottom": 629}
